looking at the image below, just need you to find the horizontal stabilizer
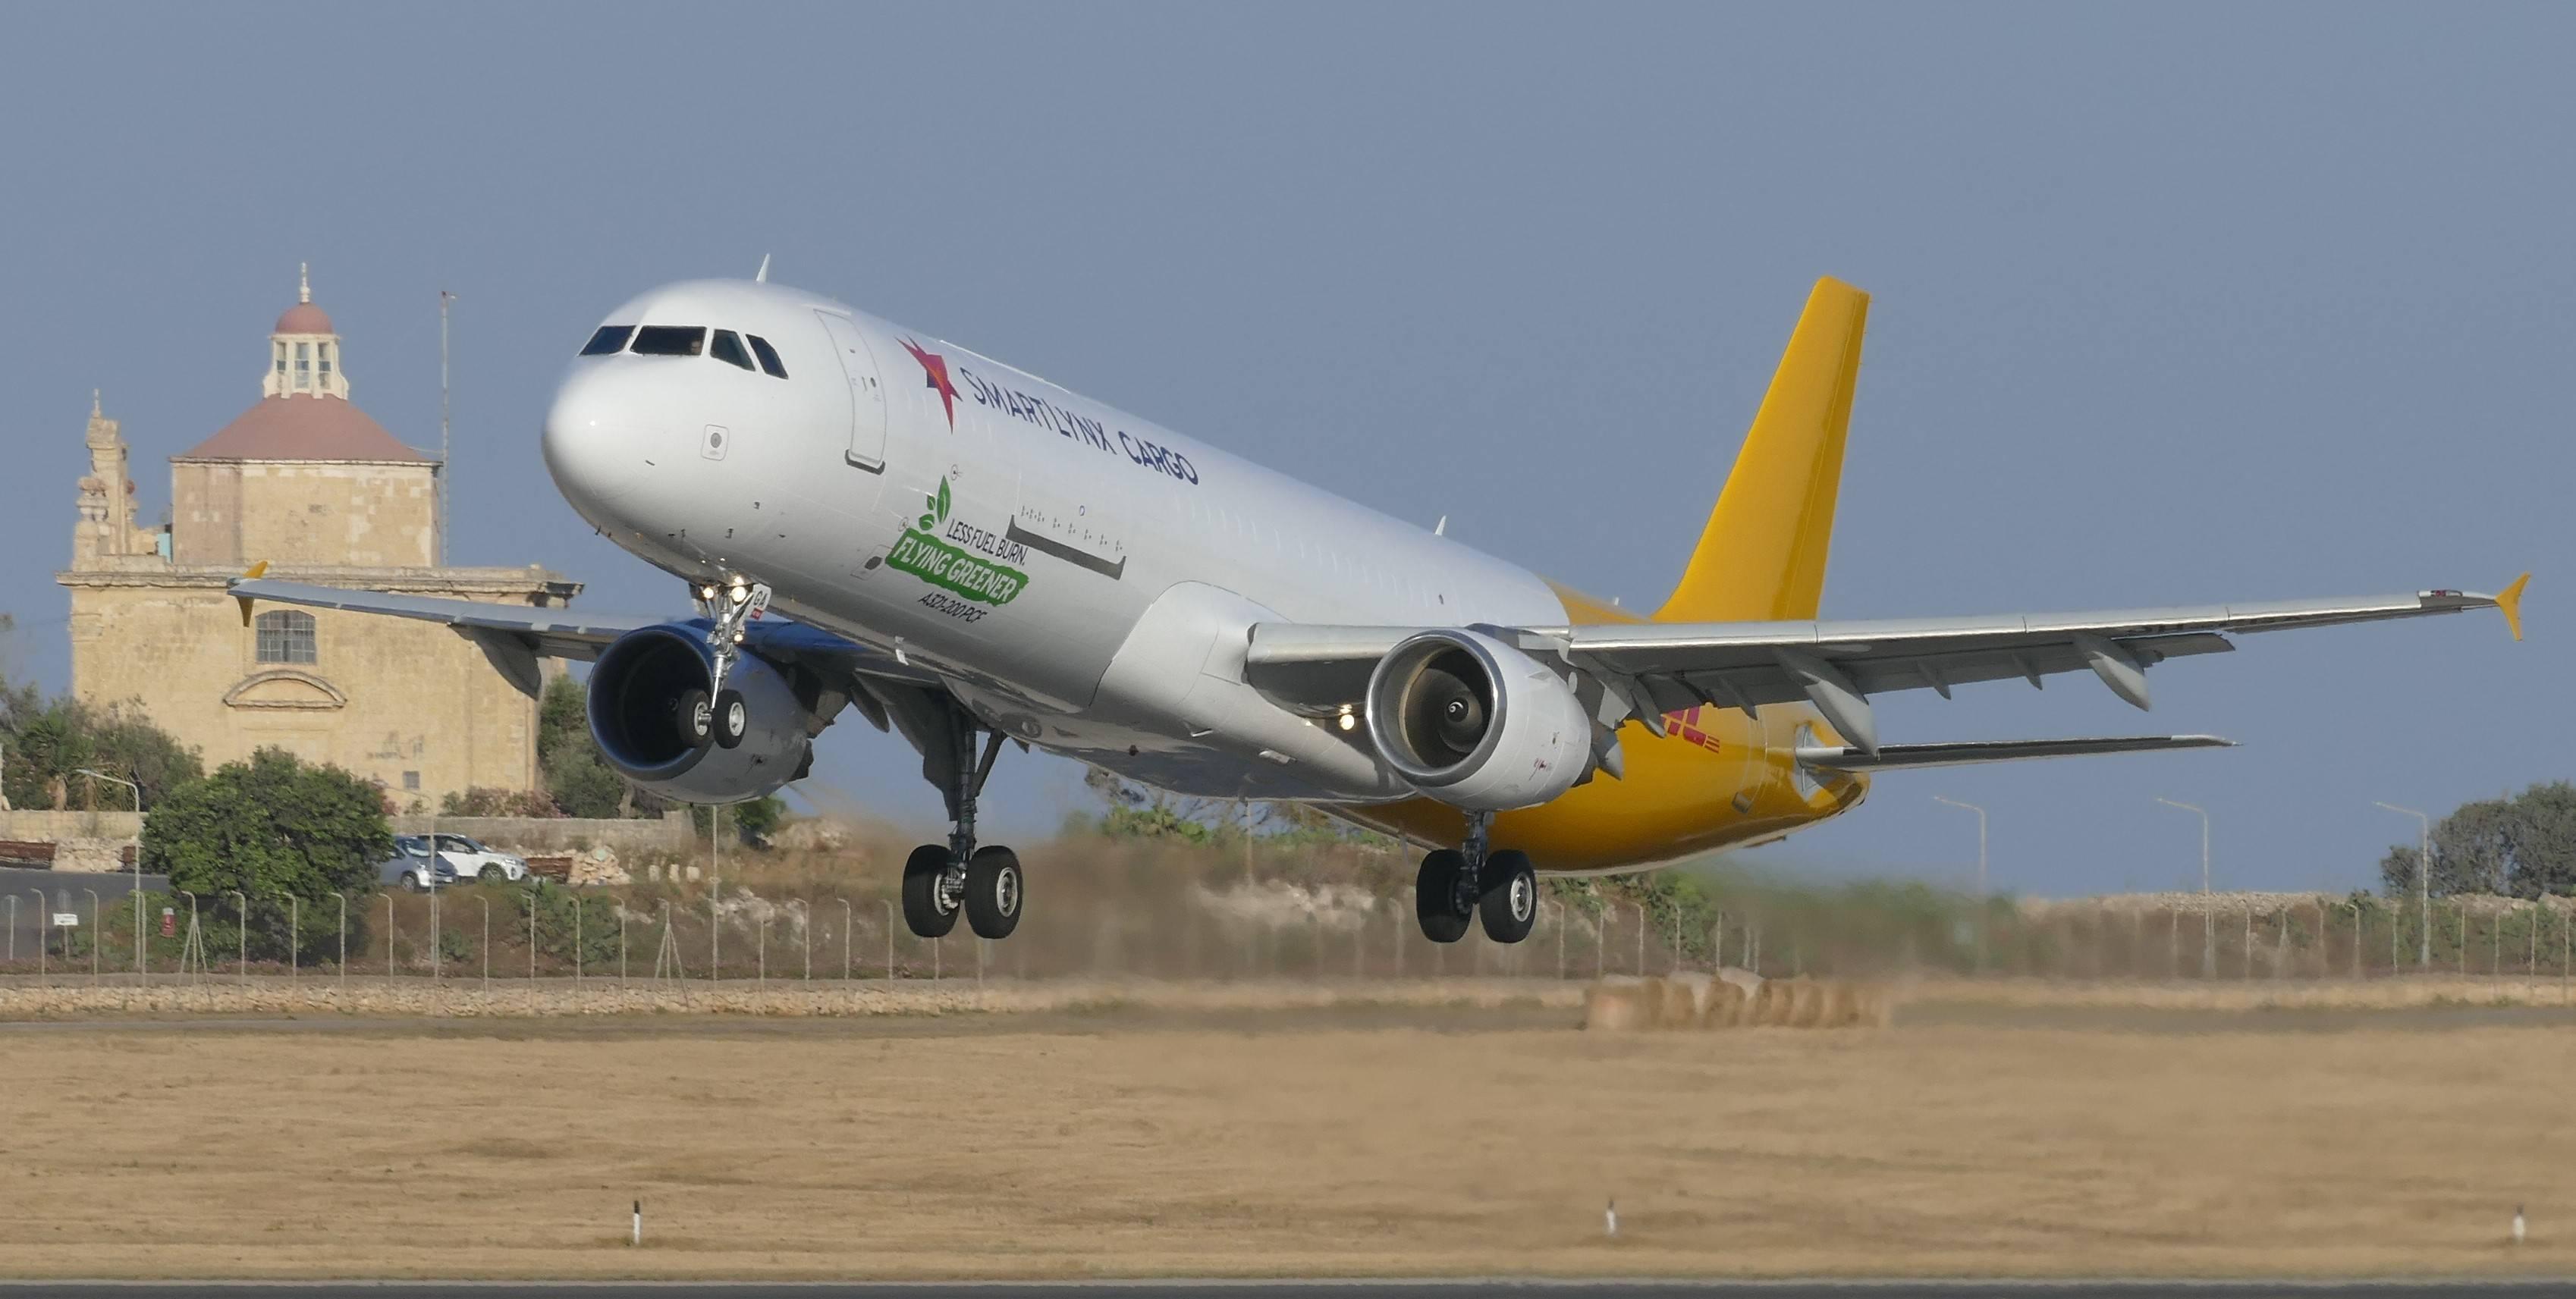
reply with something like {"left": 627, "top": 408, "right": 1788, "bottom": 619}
{"left": 1795, "top": 734, "right": 2234, "bottom": 773}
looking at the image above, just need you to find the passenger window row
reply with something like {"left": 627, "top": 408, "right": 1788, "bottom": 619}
{"left": 580, "top": 325, "right": 789, "bottom": 378}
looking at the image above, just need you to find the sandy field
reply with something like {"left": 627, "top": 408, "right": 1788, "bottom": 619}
{"left": 5, "top": 990, "right": 2574, "bottom": 1280}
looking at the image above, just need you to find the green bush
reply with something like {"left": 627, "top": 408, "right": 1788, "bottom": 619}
{"left": 141, "top": 748, "right": 391, "bottom": 964}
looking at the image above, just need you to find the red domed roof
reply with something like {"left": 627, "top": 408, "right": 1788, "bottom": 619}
{"left": 275, "top": 302, "right": 335, "bottom": 334}
{"left": 181, "top": 394, "right": 426, "bottom": 463}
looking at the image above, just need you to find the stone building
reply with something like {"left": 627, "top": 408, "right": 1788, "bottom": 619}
{"left": 55, "top": 268, "right": 580, "bottom": 806}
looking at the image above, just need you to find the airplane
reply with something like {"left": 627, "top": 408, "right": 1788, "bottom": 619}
{"left": 231, "top": 275, "right": 2527, "bottom": 946}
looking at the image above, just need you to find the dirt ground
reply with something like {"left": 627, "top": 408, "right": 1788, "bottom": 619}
{"left": 5, "top": 999, "right": 2572, "bottom": 1280}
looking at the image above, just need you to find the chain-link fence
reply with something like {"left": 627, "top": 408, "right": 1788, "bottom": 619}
{"left": 3, "top": 873, "right": 2570, "bottom": 990}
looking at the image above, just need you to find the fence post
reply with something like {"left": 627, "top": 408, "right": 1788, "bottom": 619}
{"left": 573, "top": 896, "right": 583, "bottom": 989}
{"left": 333, "top": 893, "right": 345, "bottom": 990}
{"left": 620, "top": 909, "right": 629, "bottom": 987}
{"left": 27, "top": 890, "right": 46, "bottom": 981}
{"left": 840, "top": 898, "right": 852, "bottom": 980}
{"left": 1633, "top": 902, "right": 1645, "bottom": 975}
{"left": 228, "top": 890, "right": 247, "bottom": 981}
{"left": 84, "top": 888, "right": 99, "bottom": 986}
{"left": 529, "top": 899, "right": 538, "bottom": 981}
{"left": 1551, "top": 903, "right": 1569, "bottom": 980}
{"left": 881, "top": 899, "right": 895, "bottom": 980}
{"left": 382, "top": 893, "right": 394, "bottom": 978}
{"left": 2352, "top": 902, "right": 2363, "bottom": 980}
{"left": 482, "top": 897, "right": 492, "bottom": 990}
{"left": 287, "top": 895, "right": 299, "bottom": 982}
{"left": 803, "top": 902, "right": 812, "bottom": 981}
{"left": 1393, "top": 907, "right": 1403, "bottom": 978}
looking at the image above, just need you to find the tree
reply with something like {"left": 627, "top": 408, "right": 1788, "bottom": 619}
{"left": 690, "top": 796, "right": 785, "bottom": 846}
{"left": 2380, "top": 782, "right": 2576, "bottom": 899}
{"left": 143, "top": 748, "right": 392, "bottom": 962}
{"left": 0, "top": 679, "right": 200, "bottom": 811}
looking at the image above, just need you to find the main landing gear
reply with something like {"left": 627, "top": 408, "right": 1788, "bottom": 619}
{"left": 1414, "top": 812, "right": 1538, "bottom": 946}
{"left": 899, "top": 702, "right": 1023, "bottom": 942}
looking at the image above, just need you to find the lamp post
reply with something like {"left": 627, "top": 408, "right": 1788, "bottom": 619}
{"left": 2156, "top": 799, "right": 2213, "bottom": 979}
{"left": 1933, "top": 796, "right": 1988, "bottom": 973}
{"left": 75, "top": 768, "right": 142, "bottom": 984}
{"left": 2374, "top": 802, "right": 2432, "bottom": 969}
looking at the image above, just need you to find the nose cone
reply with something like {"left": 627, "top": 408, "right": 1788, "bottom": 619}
{"left": 543, "top": 363, "right": 654, "bottom": 513}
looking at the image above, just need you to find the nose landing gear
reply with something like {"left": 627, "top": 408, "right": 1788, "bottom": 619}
{"left": 686, "top": 578, "right": 769, "bottom": 752}
{"left": 1414, "top": 812, "right": 1538, "bottom": 945}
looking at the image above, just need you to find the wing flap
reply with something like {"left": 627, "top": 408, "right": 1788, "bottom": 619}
{"left": 1795, "top": 734, "right": 2236, "bottom": 772}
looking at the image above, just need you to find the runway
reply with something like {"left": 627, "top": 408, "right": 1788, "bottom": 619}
{"left": 0, "top": 1282, "right": 2568, "bottom": 1297}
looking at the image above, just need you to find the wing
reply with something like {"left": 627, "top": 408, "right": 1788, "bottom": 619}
{"left": 1246, "top": 576, "right": 2527, "bottom": 755}
{"left": 229, "top": 578, "right": 660, "bottom": 661}
{"left": 226, "top": 577, "right": 943, "bottom": 726}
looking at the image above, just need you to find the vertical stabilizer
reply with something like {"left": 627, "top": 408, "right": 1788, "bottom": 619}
{"left": 1654, "top": 278, "right": 1869, "bottom": 623}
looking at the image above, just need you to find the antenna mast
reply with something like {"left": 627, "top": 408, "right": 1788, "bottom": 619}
{"left": 438, "top": 290, "right": 456, "bottom": 566}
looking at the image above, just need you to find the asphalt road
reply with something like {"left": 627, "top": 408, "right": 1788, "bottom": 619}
{"left": 0, "top": 1282, "right": 2568, "bottom": 1297}
{"left": 0, "top": 864, "right": 165, "bottom": 962}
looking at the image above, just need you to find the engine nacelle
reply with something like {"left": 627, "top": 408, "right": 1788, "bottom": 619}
{"left": 1364, "top": 629, "right": 1591, "bottom": 811}
{"left": 586, "top": 623, "right": 818, "bottom": 805}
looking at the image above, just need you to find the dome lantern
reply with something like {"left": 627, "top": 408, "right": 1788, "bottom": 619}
{"left": 264, "top": 262, "right": 350, "bottom": 400}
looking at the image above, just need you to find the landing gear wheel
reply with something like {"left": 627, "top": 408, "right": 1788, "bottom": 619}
{"left": 963, "top": 846, "right": 1023, "bottom": 940}
{"left": 1415, "top": 849, "right": 1472, "bottom": 944}
{"left": 1478, "top": 849, "right": 1538, "bottom": 944}
{"left": 900, "top": 844, "right": 959, "bottom": 939}
{"left": 676, "top": 688, "right": 715, "bottom": 750}
{"left": 712, "top": 689, "right": 749, "bottom": 750}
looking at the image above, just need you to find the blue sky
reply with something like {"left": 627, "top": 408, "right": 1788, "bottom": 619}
{"left": 1, "top": 5, "right": 2564, "bottom": 895}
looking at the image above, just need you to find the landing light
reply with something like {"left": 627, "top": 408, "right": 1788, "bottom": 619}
{"left": 1336, "top": 710, "right": 1358, "bottom": 732}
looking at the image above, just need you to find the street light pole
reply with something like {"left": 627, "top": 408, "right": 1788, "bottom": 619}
{"left": 76, "top": 769, "right": 143, "bottom": 985}
{"left": 1933, "top": 797, "right": 1988, "bottom": 973}
{"left": 2156, "top": 799, "right": 2213, "bottom": 979}
{"left": 2375, "top": 802, "right": 2432, "bottom": 969}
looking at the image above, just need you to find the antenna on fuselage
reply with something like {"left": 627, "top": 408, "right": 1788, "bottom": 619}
{"left": 754, "top": 254, "right": 771, "bottom": 284}
{"left": 1434, "top": 515, "right": 1447, "bottom": 536}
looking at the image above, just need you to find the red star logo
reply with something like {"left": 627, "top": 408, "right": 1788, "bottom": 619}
{"left": 903, "top": 337, "right": 960, "bottom": 429}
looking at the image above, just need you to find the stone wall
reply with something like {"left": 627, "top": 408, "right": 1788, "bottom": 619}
{"left": 0, "top": 809, "right": 690, "bottom": 871}
{"left": 391, "top": 811, "right": 695, "bottom": 857}
{"left": 0, "top": 810, "right": 142, "bottom": 844}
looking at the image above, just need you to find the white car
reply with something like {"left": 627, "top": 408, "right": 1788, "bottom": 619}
{"left": 397, "top": 833, "right": 530, "bottom": 884}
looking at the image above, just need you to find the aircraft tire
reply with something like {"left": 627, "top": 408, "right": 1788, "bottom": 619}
{"left": 901, "top": 844, "right": 960, "bottom": 939}
{"left": 676, "top": 688, "right": 715, "bottom": 750}
{"left": 1415, "top": 849, "right": 1471, "bottom": 944}
{"left": 1478, "top": 849, "right": 1538, "bottom": 944}
{"left": 963, "top": 846, "right": 1023, "bottom": 940}
{"left": 712, "top": 689, "right": 749, "bottom": 750}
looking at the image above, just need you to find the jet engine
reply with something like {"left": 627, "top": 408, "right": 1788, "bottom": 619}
{"left": 586, "top": 623, "right": 821, "bottom": 804}
{"left": 1363, "top": 629, "right": 1591, "bottom": 811}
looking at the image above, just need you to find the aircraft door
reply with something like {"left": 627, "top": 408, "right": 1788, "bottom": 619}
{"left": 816, "top": 310, "right": 888, "bottom": 472}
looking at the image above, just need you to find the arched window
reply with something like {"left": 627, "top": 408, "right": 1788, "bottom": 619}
{"left": 255, "top": 610, "right": 316, "bottom": 664}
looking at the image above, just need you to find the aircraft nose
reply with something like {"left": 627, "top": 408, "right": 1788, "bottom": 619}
{"left": 542, "top": 364, "right": 655, "bottom": 507}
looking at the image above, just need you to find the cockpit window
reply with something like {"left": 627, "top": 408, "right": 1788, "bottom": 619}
{"left": 631, "top": 326, "right": 707, "bottom": 356}
{"left": 580, "top": 325, "right": 633, "bottom": 356}
{"left": 747, "top": 334, "right": 787, "bottom": 378}
{"left": 709, "top": 329, "right": 756, "bottom": 372}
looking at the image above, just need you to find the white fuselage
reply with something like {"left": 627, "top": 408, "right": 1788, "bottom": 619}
{"left": 545, "top": 279, "right": 1575, "bottom": 802}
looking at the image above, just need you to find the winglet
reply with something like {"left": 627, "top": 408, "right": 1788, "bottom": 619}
{"left": 234, "top": 561, "right": 269, "bottom": 626}
{"left": 2497, "top": 571, "right": 2529, "bottom": 642}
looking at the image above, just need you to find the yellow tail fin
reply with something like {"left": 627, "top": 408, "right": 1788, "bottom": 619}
{"left": 1654, "top": 278, "right": 1870, "bottom": 623}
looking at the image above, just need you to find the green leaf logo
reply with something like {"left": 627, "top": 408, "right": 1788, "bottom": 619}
{"left": 916, "top": 479, "right": 953, "bottom": 532}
